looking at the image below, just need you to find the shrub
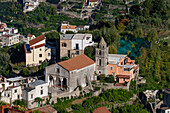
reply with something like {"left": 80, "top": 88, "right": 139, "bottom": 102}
{"left": 99, "top": 74, "right": 106, "bottom": 82}
{"left": 0, "top": 101, "right": 7, "bottom": 106}
{"left": 13, "top": 100, "right": 27, "bottom": 107}
{"left": 104, "top": 76, "right": 115, "bottom": 83}
{"left": 20, "top": 68, "right": 30, "bottom": 76}
{"left": 78, "top": 86, "right": 82, "bottom": 91}
{"left": 33, "top": 110, "right": 42, "bottom": 113}
{"left": 94, "top": 87, "right": 101, "bottom": 91}
{"left": 101, "top": 89, "right": 133, "bottom": 102}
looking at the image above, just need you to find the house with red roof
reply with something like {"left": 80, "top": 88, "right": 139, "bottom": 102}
{"left": 93, "top": 107, "right": 111, "bottom": 113}
{"left": 45, "top": 54, "right": 95, "bottom": 92}
{"left": 87, "top": 0, "right": 99, "bottom": 8}
{"left": 60, "top": 21, "right": 78, "bottom": 34}
{"left": 27, "top": 34, "right": 36, "bottom": 42}
{"left": 24, "top": 34, "right": 51, "bottom": 67}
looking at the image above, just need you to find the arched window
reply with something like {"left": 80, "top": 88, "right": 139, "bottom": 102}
{"left": 62, "top": 43, "right": 67, "bottom": 47}
{"left": 99, "top": 50, "right": 101, "bottom": 55}
{"left": 99, "top": 59, "right": 101, "bottom": 66}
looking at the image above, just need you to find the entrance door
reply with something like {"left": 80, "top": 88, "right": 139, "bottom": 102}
{"left": 76, "top": 44, "right": 79, "bottom": 50}
{"left": 68, "top": 50, "right": 70, "bottom": 57}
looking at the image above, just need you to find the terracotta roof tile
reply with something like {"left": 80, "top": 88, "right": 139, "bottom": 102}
{"left": 93, "top": 107, "right": 111, "bottom": 113}
{"left": 89, "top": 0, "right": 98, "bottom": 2}
{"left": 30, "top": 43, "right": 45, "bottom": 49}
{"left": 33, "top": 105, "right": 56, "bottom": 113}
{"left": 120, "top": 19, "right": 130, "bottom": 23}
{"left": 116, "top": 75, "right": 130, "bottom": 79}
{"left": 29, "top": 34, "right": 45, "bottom": 46}
{"left": 61, "top": 25, "right": 77, "bottom": 29}
{"left": 58, "top": 54, "right": 95, "bottom": 71}
{"left": 27, "top": 34, "right": 33, "bottom": 37}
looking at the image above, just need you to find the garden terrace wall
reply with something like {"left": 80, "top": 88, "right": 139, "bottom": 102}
{"left": 0, "top": 104, "right": 9, "bottom": 113}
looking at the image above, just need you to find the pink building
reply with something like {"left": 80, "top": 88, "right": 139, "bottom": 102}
{"left": 108, "top": 54, "right": 139, "bottom": 84}
{"left": 96, "top": 38, "right": 139, "bottom": 84}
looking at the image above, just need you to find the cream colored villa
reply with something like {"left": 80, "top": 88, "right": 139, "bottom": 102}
{"left": 24, "top": 34, "right": 51, "bottom": 67}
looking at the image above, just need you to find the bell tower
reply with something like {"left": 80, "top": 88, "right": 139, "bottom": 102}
{"left": 95, "top": 37, "right": 108, "bottom": 75}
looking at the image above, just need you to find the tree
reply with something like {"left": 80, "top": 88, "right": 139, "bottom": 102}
{"left": 130, "top": 5, "right": 142, "bottom": 16}
{"left": 0, "top": 101, "right": 7, "bottom": 106}
{"left": 40, "top": 62, "right": 49, "bottom": 70}
{"left": 146, "top": 29, "right": 158, "bottom": 42}
{"left": 35, "top": 97, "right": 43, "bottom": 107}
{"left": 45, "top": 32, "right": 59, "bottom": 41}
{"left": 61, "top": 57, "right": 70, "bottom": 61}
{"left": 117, "top": 23, "right": 126, "bottom": 32}
{"left": 133, "top": 28, "right": 143, "bottom": 38}
{"left": 20, "top": 68, "right": 30, "bottom": 76}
{"left": 84, "top": 46, "right": 95, "bottom": 60}
{"left": 109, "top": 45, "right": 117, "bottom": 54}
{"left": 13, "top": 99, "right": 27, "bottom": 107}
{"left": 0, "top": 52, "right": 10, "bottom": 75}
{"left": 33, "top": 110, "right": 42, "bottom": 113}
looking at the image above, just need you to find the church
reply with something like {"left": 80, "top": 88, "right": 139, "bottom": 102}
{"left": 45, "top": 54, "right": 95, "bottom": 92}
{"left": 45, "top": 37, "right": 139, "bottom": 92}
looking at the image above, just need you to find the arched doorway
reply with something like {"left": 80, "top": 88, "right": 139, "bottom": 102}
{"left": 49, "top": 76, "right": 54, "bottom": 86}
{"left": 63, "top": 78, "right": 67, "bottom": 89}
{"left": 85, "top": 76, "right": 89, "bottom": 86}
{"left": 59, "top": 79, "right": 61, "bottom": 87}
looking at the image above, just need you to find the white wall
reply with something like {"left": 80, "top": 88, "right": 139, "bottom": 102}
{"left": 165, "top": 109, "right": 170, "bottom": 113}
{"left": 72, "top": 39, "right": 83, "bottom": 50}
{"left": 61, "top": 29, "right": 77, "bottom": 34}
{"left": 28, "top": 83, "right": 48, "bottom": 101}
{"left": 72, "top": 34, "right": 93, "bottom": 50}
{"left": 11, "top": 86, "right": 22, "bottom": 101}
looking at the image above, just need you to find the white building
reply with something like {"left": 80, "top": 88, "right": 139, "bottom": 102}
{"left": 22, "top": 80, "right": 48, "bottom": 108}
{"left": 76, "top": 25, "right": 90, "bottom": 31}
{"left": 0, "top": 76, "right": 28, "bottom": 103}
{"left": 0, "top": 22, "right": 21, "bottom": 47}
{"left": 0, "top": 33, "right": 20, "bottom": 46}
{"left": 23, "top": 0, "right": 39, "bottom": 12}
{"left": 1, "top": 86, "right": 22, "bottom": 103}
{"left": 160, "top": 107, "right": 170, "bottom": 113}
{"left": 60, "top": 21, "right": 77, "bottom": 34}
{"left": 71, "top": 34, "right": 94, "bottom": 50}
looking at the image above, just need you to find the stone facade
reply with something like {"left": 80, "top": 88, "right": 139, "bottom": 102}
{"left": 95, "top": 37, "right": 108, "bottom": 75}
{"left": 45, "top": 54, "right": 95, "bottom": 92}
{"left": 59, "top": 34, "right": 94, "bottom": 58}
{"left": 45, "top": 63, "right": 95, "bottom": 92}
{"left": 60, "top": 38, "right": 84, "bottom": 58}
{"left": 60, "top": 39, "right": 72, "bottom": 58}
{"left": 163, "top": 89, "right": 170, "bottom": 108}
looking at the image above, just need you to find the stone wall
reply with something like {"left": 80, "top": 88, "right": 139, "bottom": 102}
{"left": 27, "top": 96, "right": 49, "bottom": 108}
{"left": 0, "top": 0, "right": 17, "bottom": 2}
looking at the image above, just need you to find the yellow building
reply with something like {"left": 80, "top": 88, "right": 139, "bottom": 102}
{"left": 88, "top": 0, "right": 98, "bottom": 8}
{"left": 24, "top": 34, "right": 51, "bottom": 67}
